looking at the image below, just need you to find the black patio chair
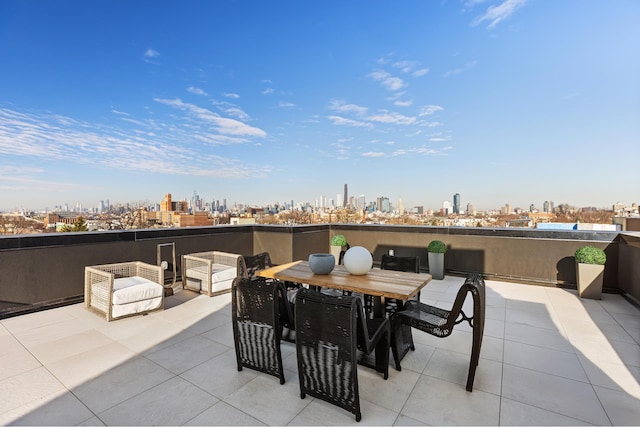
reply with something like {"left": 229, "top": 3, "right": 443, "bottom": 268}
{"left": 295, "top": 287, "right": 390, "bottom": 422}
{"left": 390, "top": 273, "right": 486, "bottom": 391}
{"left": 243, "top": 252, "right": 273, "bottom": 278}
{"left": 380, "top": 254, "right": 421, "bottom": 316}
{"left": 242, "top": 252, "right": 298, "bottom": 341}
{"left": 231, "top": 276, "right": 288, "bottom": 384}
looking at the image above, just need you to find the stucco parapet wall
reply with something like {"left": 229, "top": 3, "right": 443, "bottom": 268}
{"left": 0, "top": 224, "right": 621, "bottom": 252}
{"left": 327, "top": 224, "right": 620, "bottom": 242}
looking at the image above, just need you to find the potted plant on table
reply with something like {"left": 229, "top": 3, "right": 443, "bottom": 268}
{"left": 575, "top": 245, "right": 606, "bottom": 299}
{"left": 330, "top": 234, "right": 349, "bottom": 265}
{"left": 427, "top": 240, "right": 447, "bottom": 280}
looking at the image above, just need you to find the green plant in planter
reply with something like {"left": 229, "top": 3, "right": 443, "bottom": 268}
{"left": 575, "top": 245, "right": 606, "bottom": 299}
{"left": 331, "top": 234, "right": 348, "bottom": 247}
{"left": 427, "top": 240, "right": 447, "bottom": 280}
{"left": 427, "top": 240, "right": 447, "bottom": 253}
{"left": 575, "top": 246, "right": 606, "bottom": 265}
{"left": 330, "top": 234, "right": 349, "bottom": 265}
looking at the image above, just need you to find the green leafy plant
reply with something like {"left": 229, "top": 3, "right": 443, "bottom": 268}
{"left": 427, "top": 240, "right": 447, "bottom": 253}
{"left": 575, "top": 246, "right": 606, "bottom": 265}
{"left": 331, "top": 234, "right": 348, "bottom": 247}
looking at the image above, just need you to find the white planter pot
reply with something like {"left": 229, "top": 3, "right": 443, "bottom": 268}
{"left": 576, "top": 262, "right": 604, "bottom": 299}
{"left": 428, "top": 252, "right": 445, "bottom": 280}
{"left": 330, "top": 245, "right": 343, "bottom": 265}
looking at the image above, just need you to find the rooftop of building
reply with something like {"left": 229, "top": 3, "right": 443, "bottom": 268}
{"left": 2, "top": 275, "right": 639, "bottom": 426}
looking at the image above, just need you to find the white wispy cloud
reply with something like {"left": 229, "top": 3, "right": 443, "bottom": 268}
{"left": 392, "top": 60, "right": 418, "bottom": 73}
{"left": 419, "top": 105, "right": 444, "bottom": 116}
{"left": 412, "top": 68, "right": 430, "bottom": 77}
{"left": 0, "top": 169, "right": 90, "bottom": 193}
{"left": 420, "top": 121, "right": 443, "bottom": 128}
{"left": 154, "top": 98, "right": 266, "bottom": 137}
{"left": 0, "top": 106, "right": 271, "bottom": 181}
{"left": 366, "top": 111, "right": 416, "bottom": 125}
{"left": 211, "top": 100, "right": 252, "bottom": 121}
{"left": 472, "top": 0, "right": 527, "bottom": 29}
{"left": 224, "top": 92, "right": 240, "bottom": 99}
{"left": 394, "top": 99, "right": 413, "bottom": 107}
{"left": 143, "top": 48, "right": 160, "bottom": 63}
{"left": 368, "top": 70, "right": 405, "bottom": 91}
{"left": 362, "top": 152, "right": 385, "bottom": 157}
{"left": 278, "top": 101, "right": 295, "bottom": 108}
{"left": 444, "top": 61, "right": 478, "bottom": 77}
{"left": 328, "top": 115, "right": 372, "bottom": 128}
{"left": 111, "top": 109, "right": 129, "bottom": 116}
{"left": 392, "top": 146, "right": 451, "bottom": 157}
{"left": 187, "top": 86, "right": 209, "bottom": 96}
{"left": 262, "top": 88, "right": 275, "bottom": 95}
{"left": 224, "top": 107, "right": 251, "bottom": 121}
{"left": 329, "top": 100, "right": 368, "bottom": 116}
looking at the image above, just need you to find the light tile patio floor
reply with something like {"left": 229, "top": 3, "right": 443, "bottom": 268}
{"left": 1, "top": 276, "right": 639, "bottom": 426}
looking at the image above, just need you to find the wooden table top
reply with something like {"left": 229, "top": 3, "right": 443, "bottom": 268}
{"left": 257, "top": 260, "right": 432, "bottom": 301}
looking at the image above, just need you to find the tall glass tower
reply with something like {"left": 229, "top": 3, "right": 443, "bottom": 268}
{"left": 453, "top": 193, "right": 461, "bottom": 214}
{"left": 343, "top": 184, "right": 348, "bottom": 208}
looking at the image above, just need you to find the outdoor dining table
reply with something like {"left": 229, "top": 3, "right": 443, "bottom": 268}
{"left": 256, "top": 260, "right": 432, "bottom": 317}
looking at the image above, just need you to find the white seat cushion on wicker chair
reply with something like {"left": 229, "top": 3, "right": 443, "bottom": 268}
{"left": 111, "top": 276, "right": 164, "bottom": 305}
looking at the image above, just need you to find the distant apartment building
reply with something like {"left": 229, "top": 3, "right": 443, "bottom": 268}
{"left": 44, "top": 212, "right": 81, "bottom": 230}
{"left": 442, "top": 200, "right": 452, "bottom": 215}
{"left": 466, "top": 203, "right": 476, "bottom": 216}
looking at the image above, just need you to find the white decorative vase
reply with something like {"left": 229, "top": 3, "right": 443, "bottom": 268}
{"left": 576, "top": 262, "right": 604, "bottom": 299}
{"left": 428, "top": 252, "right": 445, "bottom": 280}
{"left": 343, "top": 246, "right": 373, "bottom": 275}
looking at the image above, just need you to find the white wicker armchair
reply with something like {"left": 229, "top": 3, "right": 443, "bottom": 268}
{"left": 84, "top": 261, "right": 164, "bottom": 321}
{"left": 182, "top": 251, "right": 247, "bottom": 296}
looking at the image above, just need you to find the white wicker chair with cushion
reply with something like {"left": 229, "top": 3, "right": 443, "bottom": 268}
{"left": 84, "top": 261, "right": 165, "bottom": 321}
{"left": 182, "top": 251, "right": 247, "bottom": 296}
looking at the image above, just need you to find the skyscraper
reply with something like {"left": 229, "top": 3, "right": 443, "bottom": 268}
{"left": 343, "top": 184, "right": 348, "bottom": 208}
{"left": 453, "top": 193, "right": 461, "bottom": 214}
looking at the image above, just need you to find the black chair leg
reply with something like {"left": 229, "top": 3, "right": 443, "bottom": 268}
{"left": 466, "top": 325, "right": 482, "bottom": 391}
{"left": 374, "top": 331, "right": 390, "bottom": 379}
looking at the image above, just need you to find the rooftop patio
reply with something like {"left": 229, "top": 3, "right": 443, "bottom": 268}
{"left": 1, "top": 273, "right": 639, "bottom": 426}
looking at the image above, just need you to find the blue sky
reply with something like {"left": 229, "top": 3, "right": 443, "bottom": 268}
{"left": 1, "top": 0, "right": 638, "bottom": 212}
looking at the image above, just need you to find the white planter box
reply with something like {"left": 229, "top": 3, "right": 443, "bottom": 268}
{"left": 428, "top": 252, "right": 445, "bottom": 280}
{"left": 576, "top": 262, "right": 604, "bottom": 299}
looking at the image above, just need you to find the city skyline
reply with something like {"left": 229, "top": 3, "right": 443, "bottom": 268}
{"left": 1, "top": 0, "right": 639, "bottom": 212}
{"left": 19, "top": 186, "right": 618, "bottom": 216}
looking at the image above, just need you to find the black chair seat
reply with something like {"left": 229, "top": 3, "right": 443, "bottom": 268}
{"left": 391, "top": 273, "right": 486, "bottom": 392}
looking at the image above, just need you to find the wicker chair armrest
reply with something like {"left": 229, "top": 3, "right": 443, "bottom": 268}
{"left": 85, "top": 266, "right": 115, "bottom": 291}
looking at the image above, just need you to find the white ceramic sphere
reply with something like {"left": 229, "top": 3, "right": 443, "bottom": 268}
{"left": 343, "top": 246, "right": 373, "bottom": 275}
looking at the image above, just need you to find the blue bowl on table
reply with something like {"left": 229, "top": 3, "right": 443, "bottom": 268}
{"left": 308, "top": 253, "right": 335, "bottom": 275}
